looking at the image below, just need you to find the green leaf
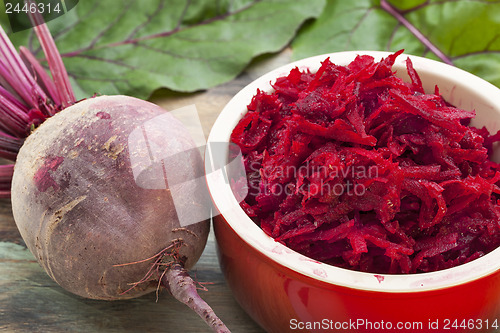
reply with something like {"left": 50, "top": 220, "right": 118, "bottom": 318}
{"left": 6, "top": 0, "right": 326, "bottom": 99}
{"left": 291, "top": 0, "right": 500, "bottom": 88}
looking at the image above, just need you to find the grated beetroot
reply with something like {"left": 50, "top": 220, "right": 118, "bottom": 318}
{"left": 230, "top": 50, "right": 500, "bottom": 274}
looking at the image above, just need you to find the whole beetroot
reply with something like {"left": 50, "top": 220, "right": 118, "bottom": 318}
{"left": 12, "top": 95, "right": 209, "bottom": 300}
{"left": 0, "top": 11, "right": 230, "bottom": 333}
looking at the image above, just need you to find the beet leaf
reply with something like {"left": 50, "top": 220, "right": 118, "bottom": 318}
{"left": 292, "top": 0, "right": 500, "bottom": 88}
{"left": 4, "top": 0, "right": 326, "bottom": 99}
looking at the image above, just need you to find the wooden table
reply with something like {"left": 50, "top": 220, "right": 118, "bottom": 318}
{"left": 0, "top": 49, "right": 293, "bottom": 333}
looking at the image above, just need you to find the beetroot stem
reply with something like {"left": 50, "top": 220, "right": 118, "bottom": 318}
{"left": 0, "top": 87, "right": 31, "bottom": 138}
{"left": 0, "top": 164, "right": 14, "bottom": 198}
{"left": 0, "top": 131, "right": 23, "bottom": 160}
{"left": 28, "top": 0, "right": 76, "bottom": 108}
{"left": 0, "top": 84, "right": 29, "bottom": 114}
{"left": 0, "top": 27, "right": 48, "bottom": 107}
{"left": 0, "top": 2, "right": 78, "bottom": 190}
{"left": 161, "top": 263, "right": 231, "bottom": 333}
{"left": 20, "top": 46, "right": 61, "bottom": 109}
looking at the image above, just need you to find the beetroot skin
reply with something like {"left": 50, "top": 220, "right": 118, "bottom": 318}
{"left": 12, "top": 95, "right": 210, "bottom": 300}
{"left": 231, "top": 51, "right": 500, "bottom": 274}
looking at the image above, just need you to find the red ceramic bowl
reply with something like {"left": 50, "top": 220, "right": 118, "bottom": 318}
{"left": 206, "top": 51, "right": 500, "bottom": 333}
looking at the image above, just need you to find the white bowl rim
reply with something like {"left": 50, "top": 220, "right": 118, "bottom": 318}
{"left": 206, "top": 50, "right": 500, "bottom": 293}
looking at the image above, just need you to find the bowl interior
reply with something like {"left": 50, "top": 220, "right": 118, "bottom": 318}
{"left": 206, "top": 51, "right": 500, "bottom": 292}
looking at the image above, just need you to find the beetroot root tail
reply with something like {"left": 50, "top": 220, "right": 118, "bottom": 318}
{"left": 161, "top": 263, "right": 231, "bottom": 333}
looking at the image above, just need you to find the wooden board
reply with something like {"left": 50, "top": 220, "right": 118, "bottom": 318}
{"left": 0, "top": 49, "right": 293, "bottom": 333}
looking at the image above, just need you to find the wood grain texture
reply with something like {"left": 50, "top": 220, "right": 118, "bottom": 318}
{"left": 0, "top": 50, "right": 293, "bottom": 333}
